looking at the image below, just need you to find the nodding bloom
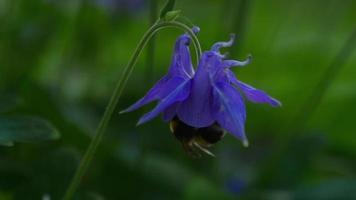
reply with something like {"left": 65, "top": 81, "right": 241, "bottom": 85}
{"left": 121, "top": 27, "right": 281, "bottom": 156}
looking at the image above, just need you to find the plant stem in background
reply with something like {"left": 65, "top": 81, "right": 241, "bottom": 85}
{"left": 291, "top": 27, "right": 356, "bottom": 135}
{"left": 255, "top": 27, "right": 356, "bottom": 187}
{"left": 146, "top": 0, "right": 158, "bottom": 83}
{"left": 62, "top": 20, "right": 202, "bottom": 200}
{"left": 135, "top": 0, "right": 158, "bottom": 187}
{"left": 229, "top": 0, "right": 251, "bottom": 56}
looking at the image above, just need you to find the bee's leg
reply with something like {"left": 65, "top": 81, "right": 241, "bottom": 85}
{"left": 192, "top": 141, "right": 215, "bottom": 157}
{"left": 181, "top": 140, "right": 201, "bottom": 158}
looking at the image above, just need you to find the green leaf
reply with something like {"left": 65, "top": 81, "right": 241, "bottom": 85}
{"left": 0, "top": 116, "right": 60, "bottom": 146}
{"left": 159, "top": 0, "right": 176, "bottom": 19}
{"left": 164, "top": 10, "right": 181, "bottom": 21}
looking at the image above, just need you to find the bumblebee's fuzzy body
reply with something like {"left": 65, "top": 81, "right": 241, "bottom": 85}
{"left": 170, "top": 117, "right": 225, "bottom": 157}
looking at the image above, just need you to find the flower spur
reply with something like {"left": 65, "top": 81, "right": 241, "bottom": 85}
{"left": 121, "top": 27, "right": 281, "bottom": 157}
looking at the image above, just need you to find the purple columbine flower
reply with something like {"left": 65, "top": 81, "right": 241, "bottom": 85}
{"left": 121, "top": 27, "right": 281, "bottom": 156}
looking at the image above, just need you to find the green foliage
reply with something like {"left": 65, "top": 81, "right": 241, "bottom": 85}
{"left": 159, "top": 0, "right": 176, "bottom": 19}
{"left": 0, "top": 0, "right": 356, "bottom": 199}
{"left": 164, "top": 10, "right": 181, "bottom": 21}
{"left": 0, "top": 116, "right": 60, "bottom": 146}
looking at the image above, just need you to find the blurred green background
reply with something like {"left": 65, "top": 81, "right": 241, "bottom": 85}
{"left": 1, "top": 0, "right": 356, "bottom": 199}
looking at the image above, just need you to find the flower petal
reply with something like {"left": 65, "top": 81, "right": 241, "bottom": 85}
{"left": 168, "top": 33, "right": 195, "bottom": 79}
{"left": 177, "top": 56, "right": 215, "bottom": 127}
{"left": 192, "top": 26, "right": 200, "bottom": 34}
{"left": 222, "top": 55, "right": 252, "bottom": 68}
{"left": 137, "top": 80, "right": 191, "bottom": 125}
{"left": 162, "top": 103, "right": 177, "bottom": 122}
{"left": 211, "top": 34, "right": 235, "bottom": 52}
{"left": 212, "top": 81, "right": 248, "bottom": 145}
{"left": 120, "top": 76, "right": 186, "bottom": 113}
{"left": 227, "top": 70, "right": 281, "bottom": 107}
{"left": 121, "top": 30, "right": 197, "bottom": 114}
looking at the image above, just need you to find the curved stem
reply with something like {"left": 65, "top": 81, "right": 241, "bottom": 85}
{"left": 62, "top": 21, "right": 202, "bottom": 200}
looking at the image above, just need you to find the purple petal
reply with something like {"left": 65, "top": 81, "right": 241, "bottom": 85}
{"left": 121, "top": 31, "right": 196, "bottom": 114}
{"left": 120, "top": 76, "right": 186, "bottom": 113}
{"left": 162, "top": 103, "right": 177, "bottom": 122}
{"left": 212, "top": 81, "right": 248, "bottom": 146}
{"left": 211, "top": 34, "right": 235, "bottom": 52}
{"left": 121, "top": 30, "right": 197, "bottom": 115}
{"left": 198, "top": 51, "right": 225, "bottom": 81}
{"left": 137, "top": 80, "right": 191, "bottom": 125}
{"left": 168, "top": 33, "right": 195, "bottom": 79}
{"left": 222, "top": 55, "right": 252, "bottom": 68}
{"left": 237, "top": 81, "right": 281, "bottom": 107}
{"left": 227, "top": 71, "right": 281, "bottom": 107}
{"left": 192, "top": 26, "right": 200, "bottom": 34}
{"left": 177, "top": 58, "right": 215, "bottom": 128}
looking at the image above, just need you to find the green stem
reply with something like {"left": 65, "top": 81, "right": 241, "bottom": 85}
{"left": 62, "top": 20, "right": 202, "bottom": 200}
{"left": 145, "top": 0, "right": 158, "bottom": 83}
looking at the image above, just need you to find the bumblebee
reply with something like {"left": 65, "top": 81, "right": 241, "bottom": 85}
{"left": 169, "top": 116, "right": 225, "bottom": 157}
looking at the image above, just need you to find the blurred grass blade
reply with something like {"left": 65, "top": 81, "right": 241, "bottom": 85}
{"left": 292, "top": 27, "right": 356, "bottom": 134}
{"left": 146, "top": 0, "right": 158, "bottom": 83}
{"left": 0, "top": 116, "right": 60, "bottom": 146}
{"left": 159, "top": 0, "right": 176, "bottom": 19}
{"left": 229, "top": 0, "right": 250, "bottom": 56}
{"left": 255, "top": 27, "right": 356, "bottom": 187}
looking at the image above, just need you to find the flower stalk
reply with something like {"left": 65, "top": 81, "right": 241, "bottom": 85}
{"left": 62, "top": 20, "right": 202, "bottom": 200}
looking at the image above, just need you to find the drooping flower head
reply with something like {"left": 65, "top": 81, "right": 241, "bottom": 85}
{"left": 121, "top": 27, "right": 281, "bottom": 156}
